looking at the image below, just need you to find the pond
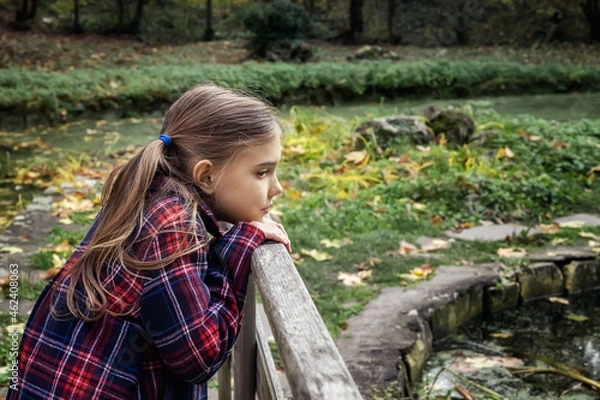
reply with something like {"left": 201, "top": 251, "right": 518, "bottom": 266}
{"left": 417, "top": 289, "right": 600, "bottom": 400}
{"left": 2, "top": 91, "right": 600, "bottom": 229}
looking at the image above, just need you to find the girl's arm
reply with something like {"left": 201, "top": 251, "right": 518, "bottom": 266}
{"left": 138, "top": 218, "right": 264, "bottom": 384}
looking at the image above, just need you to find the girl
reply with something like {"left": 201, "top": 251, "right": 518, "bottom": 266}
{"left": 8, "top": 85, "right": 291, "bottom": 399}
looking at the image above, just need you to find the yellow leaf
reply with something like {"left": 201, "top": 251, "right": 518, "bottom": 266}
{"left": 4, "top": 323, "right": 25, "bottom": 335}
{"left": 367, "top": 257, "right": 382, "bottom": 267}
{"left": 357, "top": 270, "right": 373, "bottom": 280}
{"left": 51, "top": 253, "right": 66, "bottom": 269}
{"left": 550, "top": 237, "right": 567, "bottom": 246}
{"left": 579, "top": 231, "right": 598, "bottom": 240}
{"left": 320, "top": 238, "right": 352, "bottom": 248}
{"left": 420, "top": 239, "right": 449, "bottom": 252}
{"left": 497, "top": 247, "right": 527, "bottom": 258}
{"left": 343, "top": 150, "right": 369, "bottom": 165}
{"left": 548, "top": 296, "right": 569, "bottom": 305}
{"left": 53, "top": 240, "right": 71, "bottom": 253}
{"left": 489, "top": 332, "right": 512, "bottom": 339}
{"left": 566, "top": 312, "right": 588, "bottom": 322}
{"left": 300, "top": 248, "right": 332, "bottom": 261}
{"left": 337, "top": 271, "right": 364, "bottom": 286}
{"left": 589, "top": 240, "right": 600, "bottom": 247}
{"left": 0, "top": 246, "right": 23, "bottom": 254}
{"left": 538, "top": 223, "right": 560, "bottom": 234}
{"left": 397, "top": 240, "right": 417, "bottom": 256}
{"left": 558, "top": 220, "right": 586, "bottom": 229}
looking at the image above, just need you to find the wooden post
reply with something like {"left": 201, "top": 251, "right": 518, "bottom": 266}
{"left": 234, "top": 276, "right": 257, "bottom": 400}
{"left": 252, "top": 243, "right": 363, "bottom": 399}
{"left": 218, "top": 356, "right": 232, "bottom": 400}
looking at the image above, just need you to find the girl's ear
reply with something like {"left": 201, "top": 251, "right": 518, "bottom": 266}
{"left": 193, "top": 160, "right": 214, "bottom": 195}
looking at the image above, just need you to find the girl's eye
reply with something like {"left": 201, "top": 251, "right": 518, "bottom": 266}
{"left": 257, "top": 170, "right": 269, "bottom": 178}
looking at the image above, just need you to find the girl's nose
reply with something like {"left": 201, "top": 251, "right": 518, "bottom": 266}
{"left": 270, "top": 176, "right": 283, "bottom": 197}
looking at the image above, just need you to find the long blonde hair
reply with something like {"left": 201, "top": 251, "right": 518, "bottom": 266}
{"left": 55, "top": 84, "right": 280, "bottom": 321}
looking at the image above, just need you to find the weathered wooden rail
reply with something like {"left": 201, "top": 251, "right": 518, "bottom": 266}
{"left": 216, "top": 242, "right": 363, "bottom": 400}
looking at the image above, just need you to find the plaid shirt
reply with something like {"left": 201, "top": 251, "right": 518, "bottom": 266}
{"left": 8, "top": 176, "right": 265, "bottom": 399}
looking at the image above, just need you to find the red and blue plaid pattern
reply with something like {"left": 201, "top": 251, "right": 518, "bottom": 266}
{"left": 7, "top": 177, "right": 265, "bottom": 399}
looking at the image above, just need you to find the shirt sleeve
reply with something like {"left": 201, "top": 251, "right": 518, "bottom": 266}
{"left": 138, "top": 203, "right": 265, "bottom": 383}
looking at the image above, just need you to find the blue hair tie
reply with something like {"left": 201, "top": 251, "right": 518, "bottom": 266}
{"left": 158, "top": 134, "right": 172, "bottom": 147}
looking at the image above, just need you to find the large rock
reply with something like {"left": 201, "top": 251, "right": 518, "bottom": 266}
{"left": 422, "top": 105, "right": 475, "bottom": 145}
{"left": 353, "top": 116, "right": 435, "bottom": 149}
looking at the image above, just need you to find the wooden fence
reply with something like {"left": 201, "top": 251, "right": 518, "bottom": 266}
{"left": 216, "top": 242, "right": 363, "bottom": 400}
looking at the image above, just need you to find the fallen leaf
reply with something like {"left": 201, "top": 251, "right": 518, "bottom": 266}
{"left": 497, "top": 247, "right": 527, "bottom": 258}
{"left": 300, "top": 248, "right": 332, "bottom": 261}
{"left": 58, "top": 217, "right": 74, "bottom": 225}
{"left": 357, "top": 270, "right": 373, "bottom": 280}
{"left": 0, "top": 246, "right": 23, "bottom": 254}
{"left": 397, "top": 240, "right": 418, "bottom": 255}
{"left": 343, "top": 150, "right": 368, "bottom": 165}
{"left": 53, "top": 240, "right": 71, "bottom": 253}
{"left": 538, "top": 223, "right": 560, "bottom": 234}
{"left": 579, "top": 231, "right": 599, "bottom": 240}
{"left": 320, "top": 238, "right": 353, "bottom": 248}
{"left": 367, "top": 257, "right": 382, "bottom": 267}
{"left": 550, "top": 237, "right": 567, "bottom": 246}
{"left": 566, "top": 312, "right": 589, "bottom": 322}
{"left": 337, "top": 271, "right": 365, "bottom": 287}
{"left": 420, "top": 238, "right": 450, "bottom": 252}
{"left": 558, "top": 220, "right": 586, "bottom": 229}
{"left": 489, "top": 332, "right": 512, "bottom": 339}
{"left": 553, "top": 140, "right": 570, "bottom": 149}
{"left": 290, "top": 252, "right": 303, "bottom": 265}
{"left": 548, "top": 296, "right": 569, "bottom": 305}
{"left": 39, "top": 266, "right": 62, "bottom": 280}
{"left": 450, "top": 355, "right": 524, "bottom": 372}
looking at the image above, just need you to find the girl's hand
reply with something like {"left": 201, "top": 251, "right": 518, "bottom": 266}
{"left": 250, "top": 218, "right": 291, "bottom": 253}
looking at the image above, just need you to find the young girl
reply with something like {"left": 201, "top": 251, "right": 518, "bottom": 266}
{"left": 8, "top": 85, "right": 291, "bottom": 400}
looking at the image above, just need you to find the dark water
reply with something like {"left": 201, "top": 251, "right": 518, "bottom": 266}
{"left": 419, "top": 290, "right": 600, "bottom": 399}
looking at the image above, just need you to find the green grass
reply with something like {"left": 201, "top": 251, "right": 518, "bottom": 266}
{"left": 275, "top": 105, "right": 600, "bottom": 337}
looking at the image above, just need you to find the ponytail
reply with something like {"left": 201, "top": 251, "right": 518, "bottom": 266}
{"left": 53, "top": 139, "right": 204, "bottom": 321}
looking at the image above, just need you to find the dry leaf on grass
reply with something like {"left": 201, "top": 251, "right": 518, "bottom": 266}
{"left": 497, "top": 247, "right": 527, "bottom": 258}
{"left": 300, "top": 248, "right": 332, "bottom": 261}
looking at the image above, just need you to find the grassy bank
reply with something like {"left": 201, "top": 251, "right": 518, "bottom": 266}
{"left": 2, "top": 60, "right": 600, "bottom": 126}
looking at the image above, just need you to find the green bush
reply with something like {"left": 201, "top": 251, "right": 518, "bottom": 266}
{"left": 1, "top": 60, "right": 600, "bottom": 123}
{"left": 241, "top": 0, "right": 314, "bottom": 57}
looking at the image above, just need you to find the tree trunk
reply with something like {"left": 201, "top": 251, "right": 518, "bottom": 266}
{"left": 349, "top": 0, "right": 364, "bottom": 42}
{"left": 115, "top": 0, "right": 124, "bottom": 30}
{"left": 28, "top": 0, "right": 39, "bottom": 19}
{"left": 387, "top": 0, "right": 398, "bottom": 44}
{"left": 73, "top": 0, "right": 83, "bottom": 34}
{"left": 13, "top": 0, "right": 39, "bottom": 28}
{"left": 132, "top": 0, "right": 147, "bottom": 34}
{"left": 582, "top": 0, "right": 600, "bottom": 42}
{"left": 204, "top": 0, "right": 214, "bottom": 40}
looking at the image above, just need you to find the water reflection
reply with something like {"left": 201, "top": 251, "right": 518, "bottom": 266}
{"left": 420, "top": 289, "right": 600, "bottom": 399}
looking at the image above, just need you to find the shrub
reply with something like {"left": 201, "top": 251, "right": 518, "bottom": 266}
{"left": 241, "top": 0, "right": 314, "bottom": 57}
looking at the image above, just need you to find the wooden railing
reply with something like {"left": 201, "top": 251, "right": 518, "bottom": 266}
{"left": 216, "top": 242, "right": 363, "bottom": 400}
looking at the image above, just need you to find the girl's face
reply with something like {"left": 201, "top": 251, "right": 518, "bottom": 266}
{"left": 211, "top": 134, "right": 283, "bottom": 223}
